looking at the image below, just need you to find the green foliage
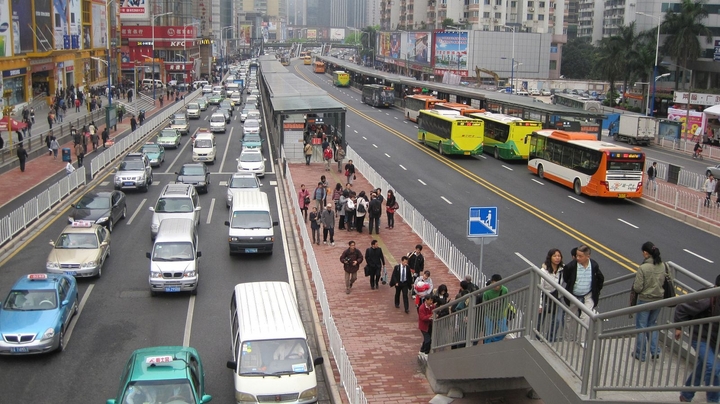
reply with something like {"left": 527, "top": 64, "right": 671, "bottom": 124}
{"left": 662, "top": 0, "right": 712, "bottom": 89}
{"left": 560, "top": 38, "right": 595, "bottom": 79}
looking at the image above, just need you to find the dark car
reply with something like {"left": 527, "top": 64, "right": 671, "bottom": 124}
{"left": 68, "top": 191, "right": 127, "bottom": 233}
{"left": 176, "top": 163, "right": 210, "bottom": 193}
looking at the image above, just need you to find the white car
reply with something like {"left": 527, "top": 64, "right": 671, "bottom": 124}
{"left": 186, "top": 103, "right": 201, "bottom": 119}
{"left": 541, "top": 89, "right": 552, "bottom": 96}
{"left": 209, "top": 113, "right": 227, "bottom": 133}
{"left": 230, "top": 92, "right": 242, "bottom": 105}
{"left": 236, "top": 149, "right": 265, "bottom": 177}
{"left": 529, "top": 89, "right": 541, "bottom": 96}
{"left": 202, "top": 85, "right": 213, "bottom": 94}
{"left": 243, "top": 119, "right": 261, "bottom": 135}
{"left": 225, "top": 172, "right": 261, "bottom": 207}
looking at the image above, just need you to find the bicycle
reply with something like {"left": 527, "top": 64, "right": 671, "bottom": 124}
{"left": 693, "top": 148, "right": 704, "bottom": 160}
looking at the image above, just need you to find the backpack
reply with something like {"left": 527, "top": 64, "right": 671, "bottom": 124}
{"left": 370, "top": 200, "right": 382, "bottom": 216}
{"left": 357, "top": 200, "right": 366, "bottom": 214}
{"left": 345, "top": 199, "right": 355, "bottom": 212}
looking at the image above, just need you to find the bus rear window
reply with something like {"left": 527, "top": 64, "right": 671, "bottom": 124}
{"left": 607, "top": 160, "right": 643, "bottom": 171}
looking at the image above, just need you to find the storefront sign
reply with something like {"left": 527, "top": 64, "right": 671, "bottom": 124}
{"left": 166, "top": 63, "right": 190, "bottom": 71}
{"left": 66, "top": 65, "right": 74, "bottom": 72}
{"left": 121, "top": 26, "right": 197, "bottom": 39}
{"left": 673, "top": 91, "right": 720, "bottom": 107}
{"left": 31, "top": 63, "right": 53, "bottom": 72}
{"left": 135, "top": 41, "right": 153, "bottom": 46}
{"left": 3, "top": 67, "right": 27, "bottom": 77}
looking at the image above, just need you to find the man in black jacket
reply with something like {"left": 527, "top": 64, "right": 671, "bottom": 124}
{"left": 367, "top": 193, "right": 382, "bottom": 235}
{"left": 339, "top": 241, "right": 363, "bottom": 295}
{"left": 390, "top": 256, "right": 413, "bottom": 313}
{"left": 364, "top": 240, "right": 386, "bottom": 290}
{"left": 563, "top": 245, "right": 604, "bottom": 344}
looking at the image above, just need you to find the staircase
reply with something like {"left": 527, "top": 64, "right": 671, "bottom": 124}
{"left": 117, "top": 93, "right": 156, "bottom": 116}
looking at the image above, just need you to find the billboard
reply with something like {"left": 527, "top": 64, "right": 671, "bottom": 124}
{"left": 330, "top": 28, "right": 344, "bottom": 41}
{"left": 434, "top": 31, "right": 468, "bottom": 70}
{"left": 12, "top": 0, "right": 32, "bottom": 53}
{"left": 377, "top": 32, "right": 390, "bottom": 58}
{"left": 120, "top": 26, "right": 198, "bottom": 39}
{"left": 405, "top": 32, "right": 431, "bottom": 64}
{"left": 307, "top": 29, "right": 316, "bottom": 40}
{"left": 35, "top": 0, "right": 53, "bottom": 50}
{"left": 119, "top": 0, "right": 148, "bottom": 21}
{"left": 0, "top": 0, "right": 10, "bottom": 56}
{"left": 390, "top": 32, "right": 400, "bottom": 59}
{"left": 240, "top": 25, "right": 251, "bottom": 45}
{"left": 668, "top": 106, "right": 703, "bottom": 139}
{"left": 91, "top": 3, "right": 106, "bottom": 48}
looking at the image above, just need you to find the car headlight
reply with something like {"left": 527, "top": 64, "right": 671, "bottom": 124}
{"left": 42, "top": 327, "right": 55, "bottom": 340}
{"left": 235, "top": 392, "right": 257, "bottom": 403}
{"left": 229, "top": 237, "right": 239, "bottom": 242}
{"left": 114, "top": 177, "right": 121, "bottom": 184}
{"left": 151, "top": 223, "right": 159, "bottom": 231}
{"left": 198, "top": 181, "right": 206, "bottom": 186}
{"left": 184, "top": 271, "right": 196, "bottom": 277}
{"left": 150, "top": 271, "right": 162, "bottom": 279}
{"left": 298, "top": 387, "right": 318, "bottom": 401}
{"left": 265, "top": 236, "right": 274, "bottom": 241}
{"left": 81, "top": 260, "right": 98, "bottom": 269}
{"left": 96, "top": 216, "right": 109, "bottom": 224}
{"left": 67, "top": 216, "right": 74, "bottom": 223}
{"left": 47, "top": 261, "right": 59, "bottom": 269}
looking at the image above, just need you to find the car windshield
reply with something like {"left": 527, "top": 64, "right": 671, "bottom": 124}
{"left": 174, "top": 118, "right": 188, "bottom": 126}
{"left": 231, "top": 92, "right": 241, "bottom": 98}
{"left": 211, "top": 116, "right": 224, "bottom": 123}
{"left": 76, "top": 195, "right": 111, "bottom": 209}
{"left": 180, "top": 166, "right": 205, "bottom": 176}
{"left": 230, "top": 211, "right": 271, "bottom": 229}
{"left": 120, "top": 161, "right": 145, "bottom": 171}
{"left": 152, "top": 242, "right": 195, "bottom": 261}
{"left": 155, "top": 198, "right": 194, "bottom": 213}
{"left": 142, "top": 145, "right": 161, "bottom": 154}
{"left": 121, "top": 380, "right": 196, "bottom": 404}
{"left": 3, "top": 289, "right": 58, "bottom": 311}
{"left": 194, "top": 139, "right": 213, "bottom": 148}
{"left": 236, "top": 339, "right": 311, "bottom": 376}
{"left": 160, "top": 130, "right": 177, "bottom": 138}
{"left": 241, "top": 152, "right": 263, "bottom": 163}
{"left": 54, "top": 232, "right": 99, "bottom": 249}
{"left": 243, "top": 135, "right": 261, "bottom": 144}
{"left": 229, "top": 177, "right": 258, "bottom": 189}
{"left": 221, "top": 101, "right": 232, "bottom": 107}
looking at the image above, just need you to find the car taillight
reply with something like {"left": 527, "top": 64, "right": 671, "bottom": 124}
{"left": 600, "top": 181, "right": 609, "bottom": 191}
{"left": 636, "top": 181, "right": 643, "bottom": 191}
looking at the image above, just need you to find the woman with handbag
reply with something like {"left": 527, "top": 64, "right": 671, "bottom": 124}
{"left": 385, "top": 190, "right": 398, "bottom": 229}
{"left": 538, "top": 248, "right": 564, "bottom": 342}
{"left": 632, "top": 241, "right": 672, "bottom": 361}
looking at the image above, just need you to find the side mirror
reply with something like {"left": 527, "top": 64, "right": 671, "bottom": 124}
{"left": 197, "top": 251, "right": 202, "bottom": 258}
{"left": 70, "top": 204, "right": 76, "bottom": 208}
{"left": 195, "top": 206, "right": 202, "bottom": 211}
{"left": 148, "top": 207, "right": 155, "bottom": 212}
{"left": 146, "top": 252, "right": 151, "bottom": 259}
{"left": 224, "top": 221, "right": 230, "bottom": 226}
{"left": 49, "top": 241, "right": 55, "bottom": 246}
{"left": 107, "top": 400, "right": 117, "bottom": 404}
{"left": 226, "top": 360, "right": 237, "bottom": 370}
{"left": 314, "top": 357, "right": 324, "bottom": 366}
{"left": 61, "top": 299, "right": 69, "bottom": 307}
{"left": 175, "top": 172, "right": 179, "bottom": 175}
{"left": 273, "top": 221, "right": 279, "bottom": 226}
{"left": 101, "top": 241, "right": 109, "bottom": 247}
{"left": 200, "top": 395, "right": 212, "bottom": 404}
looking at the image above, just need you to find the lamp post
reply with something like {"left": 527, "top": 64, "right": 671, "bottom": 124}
{"left": 446, "top": 26, "right": 462, "bottom": 72}
{"left": 644, "top": 73, "right": 670, "bottom": 116}
{"left": 221, "top": 26, "right": 233, "bottom": 74}
{"left": 504, "top": 24, "right": 520, "bottom": 94}
{"left": 663, "top": 61, "right": 695, "bottom": 139}
{"left": 636, "top": 12, "right": 661, "bottom": 117}
{"left": 151, "top": 12, "right": 173, "bottom": 101}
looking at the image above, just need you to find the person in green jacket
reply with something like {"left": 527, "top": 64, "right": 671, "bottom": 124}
{"left": 483, "top": 274, "right": 509, "bottom": 344}
{"left": 632, "top": 241, "right": 671, "bottom": 361}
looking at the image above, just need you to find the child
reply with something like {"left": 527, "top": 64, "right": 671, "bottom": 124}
{"left": 309, "top": 207, "right": 320, "bottom": 245}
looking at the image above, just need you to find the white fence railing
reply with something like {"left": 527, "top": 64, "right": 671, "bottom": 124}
{"left": 643, "top": 179, "right": 720, "bottom": 223}
{"left": 0, "top": 167, "right": 86, "bottom": 246}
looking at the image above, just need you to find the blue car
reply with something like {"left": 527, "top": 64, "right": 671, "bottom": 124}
{"left": 0, "top": 273, "right": 79, "bottom": 354}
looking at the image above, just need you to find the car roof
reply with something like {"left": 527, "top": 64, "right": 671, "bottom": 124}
{"left": 182, "top": 163, "right": 205, "bottom": 168}
{"left": 60, "top": 222, "right": 104, "bottom": 234}
{"left": 241, "top": 148, "right": 262, "bottom": 155}
{"left": 128, "top": 346, "right": 199, "bottom": 382}
{"left": 12, "top": 273, "right": 70, "bottom": 291}
{"left": 231, "top": 172, "right": 257, "bottom": 179}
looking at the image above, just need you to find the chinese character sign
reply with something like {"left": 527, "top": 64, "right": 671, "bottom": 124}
{"left": 118, "top": 0, "right": 148, "bottom": 21}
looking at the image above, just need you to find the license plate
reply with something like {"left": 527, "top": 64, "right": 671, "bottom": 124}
{"left": 245, "top": 248, "right": 258, "bottom": 253}
{"left": 11, "top": 347, "right": 29, "bottom": 353}
{"left": 618, "top": 193, "right": 626, "bottom": 198}
{"left": 123, "top": 182, "right": 134, "bottom": 186}
{"left": 64, "top": 271, "right": 77, "bottom": 276}
{"left": 464, "top": 152, "right": 471, "bottom": 155}
{"left": 165, "top": 286, "right": 181, "bottom": 292}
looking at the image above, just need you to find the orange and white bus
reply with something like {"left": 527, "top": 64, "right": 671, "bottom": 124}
{"left": 434, "top": 102, "right": 483, "bottom": 116}
{"left": 527, "top": 130, "right": 645, "bottom": 198}
{"left": 313, "top": 61, "right": 326, "bottom": 73}
{"left": 404, "top": 94, "right": 446, "bottom": 122}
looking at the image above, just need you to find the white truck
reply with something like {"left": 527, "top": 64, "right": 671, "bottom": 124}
{"left": 614, "top": 115, "right": 657, "bottom": 146}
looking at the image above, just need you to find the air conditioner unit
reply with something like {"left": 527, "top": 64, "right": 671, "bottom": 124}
{"left": 493, "top": 18, "right": 499, "bottom": 23}
{"left": 493, "top": 6, "right": 498, "bottom": 9}
{"left": 529, "top": 7, "right": 534, "bottom": 11}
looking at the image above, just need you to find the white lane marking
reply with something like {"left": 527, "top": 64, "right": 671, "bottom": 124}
{"left": 218, "top": 181, "right": 228, "bottom": 186}
{"left": 386, "top": 113, "right": 390, "bottom": 116}
{"left": 269, "top": 180, "right": 277, "bottom": 186}
{"left": 440, "top": 196, "right": 453, "bottom": 204}
{"left": 100, "top": 181, "right": 109, "bottom": 186}
{"left": 384, "top": 153, "right": 391, "bottom": 158}
{"left": 617, "top": 218, "right": 638, "bottom": 229}
{"left": 63, "top": 284, "right": 94, "bottom": 348}
{"left": 347, "top": 124, "right": 350, "bottom": 128}
{"left": 354, "top": 130, "right": 358, "bottom": 134}
{"left": 165, "top": 128, "right": 198, "bottom": 173}
{"left": 568, "top": 196, "right": 585, "bottom": 204}
{"left": 265, "top": 122, "right": 276, "bottom": 176}
{"left": 418, "top": 179, "right": 427, "bottom": 185}
{"left": 127, "top": 198, "right": 147, "bottom": 225}
{"left": 372, "top": 144, "right": 378, "bottom": 148}
{"left": 532, "top": 179, "right": 544, "bottom": 185}
{"left": 399, "top": 164, "right": 407, "bottom": 170}
{"left": 683, "top": 249, "right": 715, "bottom": 263}
{"left": 414, "top": 125, "right": 418, "bottom": 129}
{"left": 515, "top": 252, "right": 535, "bottom": 267}
{"left": 183, "top": 295, "right": 196, "bottom": 347}
{"left": 502, "top": 165, "right": 513, "bottom": 171}
{"left": 478, "top": 155, "right": 487, "bottom": 160}
{"left": 362, "top": 136, "right": 367, "bottom": 140}
{"left": 206, "top": 198, "right": 216, "bottom": 224}
{"left": 220, "top": 126, "right": 234, "bottom": 172}
{"left": 275, "top": 187, "right": 296, "bottom": 297}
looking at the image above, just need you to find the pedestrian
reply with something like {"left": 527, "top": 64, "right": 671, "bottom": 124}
{"left": 538, "top": 248, "right": 565, "bottom": 342}
{"left": 368, "top": 192, "right": 383, "bottom": 235}
{"left": 320, "top": 203, "right": 336, "bottom": 246}
{"left": 323, "top": 145, "right": 333, "bottom": 171}
{"left": 331, "top": 183, "right": 343, "bottom": 212}
{"left": 483, "top": 274, "right": 510, "bottom": 344}
{"left": 413, "top": 271, "right": 434, "bottom": 309}
{"left": 118, "top": 106, "right": 125, "bottom": 123}
{"left": 65, "top": 161, "right": 75, "bottom": 175}
{"left": 647, "top": 161, "right": 657, "bottom": 191}
{"left": 127, "top": 89, "right": 133, "bottom": 103}
{"left": 435, "top": 284, "right": 451, "bottom": 318}
{"left": 303, "top": 142, "right": 313, "bottom": 165}
{"left": 312, "top": 182, "right": 326, "bottom": 212}
{"left": 47, "top": 112, "right": 54, "bottom": 129}
{"left": 335, "top": 144, "right": 345, "bottom": 173}
{"left": 563, "top": 245, "right": 605, "bottom": 345}
{"left": 418, "top": 296, "right": 435, "bottom": 358}
{"left": 138, "top": 110, "right": 145, "bottom": 125}
{"left": 338, "top": 190, "right": 348, "bottom": 230}
{"left": 90, "top": 129, "right": 98, "bottom": 151}
{"left": 408, "top": 244, "right": 426, "bottom": 279}
{"left": 298, "top": 184, "right": 310, "bottom": 222}
{"left": 50, "top": 136, "right": 59, "bottom": 159}
{"left": 364, "top": 240, "right": 386, "bottom": 290}
{"left": 344, "top": 159, "right": 356, "bottom": 184}
{"left": 74, "top": 142, "right": 85, "bottom": 167}
{"left": 345, "top": 192, "right": 356, "bottom": 231}
{"left": 0, "top": 134, "right": 4, "bottom": 149}
{"left": 75, "top": 98, "right": 80, "bottom": 112}
{"left": 45, "top": 134, "right": 52, "bottom": 156}
{"left": 309, "top": 207, "right": 321, "bottom": 245}
{"left": 632, "top": 242, "right": 670, "bottom": 361}
{"left": 29, "top": 107, "right": 35, "bottom": 124}
{"left": 704, "top": 174, "right": 716, "bottom": 207}
{"left": 159, "top": 94, "right": 164, "bottom": 106}
{"left": 354, "top": 191, "right": 368, "bottom": 233}
{"left": 130, "top": 115, "right": 137, "bottom": 132}
{"left": 390, "top": 256, "right": 413, "bottom": 313}
{"left": 16, "top": 144, "right": 28, "bottom": 172}
{"left": 102, "top": 127, "right": 109, "bottom": 148}
{"left": 339, "top": 241, "right": 363, "bottom": 294}
{"left": 675, "top": 274, "right": 720, "bottom": 403}
{"left": 385, "top": 190, "right": 398, "bottom": 229}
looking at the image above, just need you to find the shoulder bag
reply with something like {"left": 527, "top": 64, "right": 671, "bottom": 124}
{"left": 663, "top": 263, "right": 677, "bottom": 300}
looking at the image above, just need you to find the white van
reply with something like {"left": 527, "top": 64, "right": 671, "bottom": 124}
{"left": 209, "top": 113, "right": 226, "bottom": 133}
{"left": 224, "top": 192, "right": 277, "bottom": 254}
{"left": 226, "top": 82, "right": 240, "bottom": 93}
{"left": 226, "top": 282, "right": 323, "bottom": 403}
{"left": 146, "top": 218, "right": 201, "bottom": 296}
{"left": 192, "top": 132, "right": 216, "bottom": 164}
{"left": 142, "top": 78, "right": 164, "bottom": 89}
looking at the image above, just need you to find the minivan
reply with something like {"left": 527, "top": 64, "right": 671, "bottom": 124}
{"left": 227, "top": 282, "right": 323, "bottom": 403}
{"left": 142, "top": 79, "right": 164, "bottom": 89}
{"left": 209, "top": 113, "right": 226, "bottom": 133}
{"left": 146, "top": 218, "right": 201, "bottom": 296}
{"left": 192, "top": 132, "right": 216, "bottom": 164}
{"left": 224, "top": 192, "right": 277, "bottom": 254}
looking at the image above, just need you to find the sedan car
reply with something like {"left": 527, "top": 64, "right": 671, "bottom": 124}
{"left": 236, "top": 148, "right": 265, "bottom": 177}
{"left": 202, "top": 85, "right": 213, "bottom": 94}
{"left": 197, "top": 98, "right": 209, "bottom": 111}
{"left": 226, "top": 172, "right": 261, "bottom": 207}
{"left": 230, "top": 92, "right": 242, "bottom": 105}
{"left": 176, "top": 163, "right": 210, "bottom": 193}
{"left": 0, "top": 273, "right": 79, "bottom": 354}
{"left": 220, "top": 100, "right": 234, "bottom": 113}
{"left": 68, "top": 191, "right": 127, "bottom": 232}
{"left": 706, "top": 164, "right": 720, "bottom": 178}
{"left": 186, "top": 102, "right": 201, "bottom": 119}
{"left": 217, "top": 108, "right": 231, "bottom": 124}
{"left": 47, "top": 221, "right": 111, "bottom": 277}
{"left": 106, "top": 346, "right": 212, "bottom": 404}
{"left": 171, "top": 116, "right": 190, "bottom": 136}
{"left": 141, "top": 142, "right": 165, "bottom": 167}
{"left": 243, "top": 119, "right": 261, "bottom": 135}
{"left": 541, "top": 89, "right": 552, "bottom": 96}
{"left": 114, "top": 155, "right": 152, "bottom": 192}
{"left": 240, "top": 107, "right": 257, "bottom": 122}
{"left": 157, "top": 128, "right": 181, "bottom": 149}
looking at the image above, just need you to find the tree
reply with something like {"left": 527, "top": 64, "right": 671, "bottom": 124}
{"left": 441, "top": 19, "right": 455, "bottom": 29}
{"left": 662, "top": 0, "right": 712, "bottom": 90}
{"left": 560, "top": 38, "right": 595, "bottom": 79}
{"left": 360, "top": 26, "right": 379, "bottom": 66}
{"left": 611, "top": 23, "right": 641, "bottom": 96}
{"left": 593, "top": 37, "right": 625, "bottom": 107}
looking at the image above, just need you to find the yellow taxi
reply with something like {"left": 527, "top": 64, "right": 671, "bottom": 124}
{"left": 46, "top": 221, "right": 110, "bottom": 278}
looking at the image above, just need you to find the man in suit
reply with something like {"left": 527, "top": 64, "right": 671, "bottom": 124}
{"left": 390, "top": 256, "right": 413, "bottom": 313}
{"left": 563, "top": 245, "right": 604, "bottom": 344}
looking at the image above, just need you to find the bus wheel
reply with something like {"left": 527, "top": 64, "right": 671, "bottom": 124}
{"left": 438, "top": 143, "right": 443, "bottom": 155}
{"left": 494, "top": 147, "right": 500, "bottom": 159}
{"left": 420, "top": 134, "right": 425, "bottom": 145}
{"left": 573, "top": 179, "right": 582, "bottom": 195}
{"left": 538, "top": 165, "right": 545, "bottom": 179}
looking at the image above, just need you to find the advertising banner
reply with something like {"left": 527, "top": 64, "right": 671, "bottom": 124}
{"left": 240, "top": 25, "right": 251, "bottom": 45}
{"left": 120, "top": 26, "right": 198, "bottom": 39}
{"left": 91, "top": 3, "right": 106, "bottom": 48}
{"left": 52, "top": 0, "right": 80, "bottom": 49}
{"left": 12, "top": 0, "right": 32, "bottom": 53}
{"left": 119, "top": 0, "right": 148, "bottom": 21}
{"left": 307, "top": 29, "right": 316, "bottom": 40}
{"left": 377, "top": 32, "right": 390, "bottom": 57}
{"left": 390, "top": 32, "right": 400, "bottom": 59}
{"left": 405, "top": 32, "right": 431, "bottom": 64}
{"left": 35, "top": 0, "right": 53, "bottom": 50}
{"left": 434, "top": 31, "right": 468, "bottom": 71}
{"left": 673, "top": 91, "right": 720, "bottom": 107}
{"left": 330, "top": 28, "right": 344, "bottom": 41}
{"left": 0, "top": 0, "right": 10, "bottom": 56}
{"left": 668, "top": 106, "right": 704, "bottom": 139}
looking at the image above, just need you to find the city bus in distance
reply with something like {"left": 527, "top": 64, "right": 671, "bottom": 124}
{"left": 333, "top": 71, "right": 350, "bottom": 87}
{"left": 552, "top": 93, "right": 602, "bottom": 113}
{"left": 280, "top": 56, "right": 290, "bottom": 66}
{"left": 299, "top": 51, "right": 310, "bottom": 58}
{"left": 527, "top": 129, "right": 645, "bottom": 198}
{"left": 434, "top": 102, "right": 483, "bottom": 116}
{"left": 467, "top": 111, "right": 543, "bottom": 160}
{"left": 361, "top": 84, "right": 395, "bottom": 107}
{"left": 405, "top": 95, "right": 446, "bottom": 122}
{"left": 313, "top": 61, "right": 326, "bottom": 73}
{"left": 303, "top": 55, "right": 312, "bottom": 65}
{"left": 417, "top": 109, "right": 484, "bottom": 156}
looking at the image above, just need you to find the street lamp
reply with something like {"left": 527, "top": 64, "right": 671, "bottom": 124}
{"left": 504, "top": 24, "right": 520, "bottom": 94}
{"left": 446, "top": 26, "right": 463, "bottom": 72}
{"left": 151, "top": 11, "right": 173, "bottom": 100}
{"left": 636, "top": 12, "right": 661, "bottom": 117}
{"left": 663, "top": 61, "right": 695, "bottom": 139}
{"left": 221, "top": 26, "right": 233, "bottom": 73}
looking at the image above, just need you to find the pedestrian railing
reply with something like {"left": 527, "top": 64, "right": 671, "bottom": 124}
{"left": 0, "top": 166, "right": 86, "bottom": 247}
{"left": 643, "top": 180, "right": 720, "bottom": 224}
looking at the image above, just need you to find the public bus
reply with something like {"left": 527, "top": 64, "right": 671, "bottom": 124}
{"left": 303, "top": 55, "right": 312, "bottom": 65}
{"left": 280, "top": 56, "right": 290, "bottom": 66}
{"left": 404, "top": 94, "right": 446, "bottom": 122}
{"left": 417, "top": 109, "right": 484, "bottom": 156}
{"left": 361, "top": 84, "right": 395, "bottom": 108}
{"left": 299, "top": 51, "right": 310, "bottom": 58}
{"left": 332, "top": 71, "right": 350, "bottom": 87}
{"left": 434, "top": 102, "right": 483, "bottom": 116}
{"left": 552, "top": 93, "right": 602, "bottom": 113}
{"left": 313, "top": 61, "right": 326, "bottom": 73}
{"left": 467, "top": 111, "right": 543, "bottom": 160}
{"left": 527, "top": 129, "right": 645, "bottom": 198}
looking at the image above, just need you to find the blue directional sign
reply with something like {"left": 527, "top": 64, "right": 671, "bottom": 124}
{"left": 468, "top": 206, "right": 498, "bottom": 237}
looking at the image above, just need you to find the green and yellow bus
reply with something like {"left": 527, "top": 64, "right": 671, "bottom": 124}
{"left": 333, "top": 71, "right": 350, "bottom": 87}
{"left": 417, "top": 109, "right": 484, "bottom": 156}
{"left": 467, "top": 111, "right": 542, "bottom": 160}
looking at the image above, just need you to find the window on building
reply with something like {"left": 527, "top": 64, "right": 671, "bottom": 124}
{"left": 495, "top": 12, "right": 502, "bottom": 18}
{"left": 527, "top": 13, "right": 533, "bottom": 19}
{"left": 539, "top": 1, "right": 545, "bottom": 7}
{"left": 528, "top": 1, "right": 534, "bottom": 6}
{"left": 483, "top": 11, "right": 490, "bottom": 17}
{"left": 485, "top": 0, "right": 490, "bottom": 4}
{"left": 483, "top": 25, "right": 490, "bottom": 31}
{"left": 549, "top": 60, "right": 557, "bottom": 70}
{"left": 495, "top": 0, "right": 502, "bottom": 5}
{"left": 511, "top": 1, "right": 516, "bottom": 7}
{"left": 494, "top": 25, "right": 501, "bottom": 31}
{"left": 538, "top": 14, "right": 544, "bottom": 20}
{"left": 472, "top": 11, "right": 479, "bottom": 17}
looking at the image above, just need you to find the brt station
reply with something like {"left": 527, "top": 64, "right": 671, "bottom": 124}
{"left": 315, "top": 55, "right": 605, "bottom": 139}
{"left": 258, "top": 56, "right": 346, "bottom": 163}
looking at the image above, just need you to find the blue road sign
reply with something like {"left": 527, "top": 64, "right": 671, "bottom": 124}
{"left": 468, "top": 206, "right": 498, "bottom": 237}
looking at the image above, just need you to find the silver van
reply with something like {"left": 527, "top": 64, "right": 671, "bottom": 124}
{"left": 149, "top": 184, "right": 201, "bottom": 239}
{"left": 225, "top": 192, "right": 277, "bottom": 254}
{"left": 146, "top": 218, "right": 201, "bottom": 296}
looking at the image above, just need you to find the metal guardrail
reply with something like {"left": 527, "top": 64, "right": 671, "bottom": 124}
{"left": 0, "top": 167, "right": 86, "bottom": 246}
{"left": 643, "top": 179, "right": 720, "bottom": 223}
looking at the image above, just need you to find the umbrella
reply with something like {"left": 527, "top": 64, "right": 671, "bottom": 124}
{"left": 0, "top": 116, "right": 27, "bottom": 131}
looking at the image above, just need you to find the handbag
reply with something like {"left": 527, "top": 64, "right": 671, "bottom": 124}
{"left": 663, "top": 263, "right": 677, "bottom": 300}
{"left": 629, "top": 289, "right": 638, "bottom": 306}
{"left": 364, "top": 265, "right": 371, "bottom": 277}
{"left": 344, "top": 169, "right": 349, "bottom": 177}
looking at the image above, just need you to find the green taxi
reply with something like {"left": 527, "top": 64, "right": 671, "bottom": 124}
{"left": 157, "top": 128, "right": 181, "bottom": 149}
{"left": 107, "top": 346, "right": 212, "bottom": 404}
{"left": 208, "top": 94, "right": 224, "bottom": 105}
{"left": 141, "top": 142, "right": 165, "bottom": 167}
{"left": 197, "top": 98, "right": 208, "bottom": 111}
